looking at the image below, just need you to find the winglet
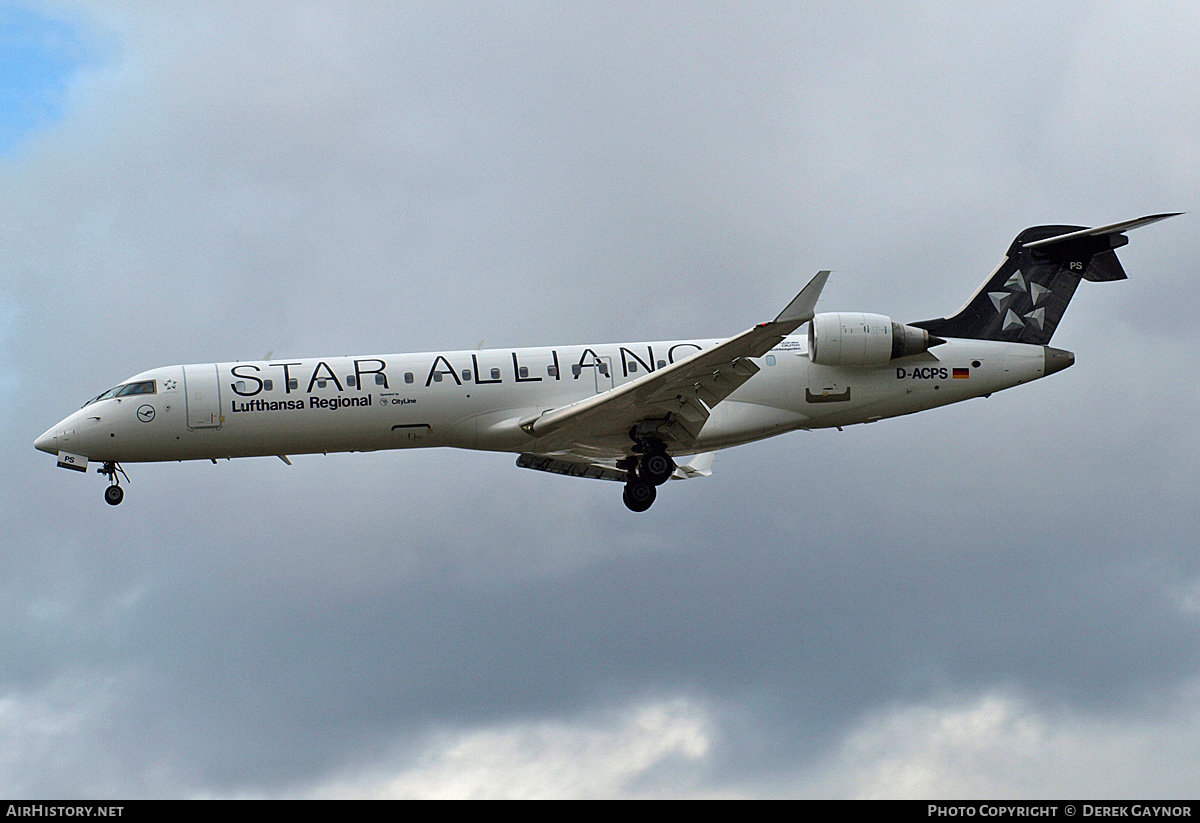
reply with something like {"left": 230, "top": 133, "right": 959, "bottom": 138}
{"left": 773, "top": 270, "right": 831, "bottom": 326}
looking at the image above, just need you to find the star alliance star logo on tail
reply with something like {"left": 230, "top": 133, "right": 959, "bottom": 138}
{"left": 989, "top": 269, "right": 1051, "bottom": 333}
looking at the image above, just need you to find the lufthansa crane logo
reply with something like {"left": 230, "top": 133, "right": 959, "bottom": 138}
{"left": 136, "top": 404, "right": 156, "bottom": 423}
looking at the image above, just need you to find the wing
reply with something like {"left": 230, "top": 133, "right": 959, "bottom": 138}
{"left": 518, "top": 271, "right": 830, "bottom": 454}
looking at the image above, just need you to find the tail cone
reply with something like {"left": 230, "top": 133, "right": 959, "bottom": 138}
{"left": 1044, "top": 346, "right": 1075, "bottom": 376}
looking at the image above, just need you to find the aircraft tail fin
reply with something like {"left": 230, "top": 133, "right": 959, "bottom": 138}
{"left": 911, "top": 213, "right": 1180, "bottom": 345}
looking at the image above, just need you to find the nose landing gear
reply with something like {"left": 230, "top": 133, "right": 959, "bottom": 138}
{"left": 98, "top": 462, "right": 128, "bottom": 506}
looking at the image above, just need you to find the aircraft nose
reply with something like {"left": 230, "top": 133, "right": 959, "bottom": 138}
{"left": 34, "top": 427, "right": 58, "bottom": 454}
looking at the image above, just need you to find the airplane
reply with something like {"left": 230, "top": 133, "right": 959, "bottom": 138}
{"left": 35, "top": 214, "right": 1179, "bottom": 512}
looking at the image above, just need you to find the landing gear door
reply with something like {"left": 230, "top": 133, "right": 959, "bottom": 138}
{"left": 184, "top": 364, "right": 222, "bottom": 429}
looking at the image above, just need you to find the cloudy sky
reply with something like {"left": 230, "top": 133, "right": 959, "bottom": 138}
{"left": 2, "top": 0, "right": 1198, "bottom": 798}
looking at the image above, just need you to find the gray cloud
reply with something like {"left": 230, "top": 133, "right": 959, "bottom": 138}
{"left": 2, "top": 0, "right": 1198, "bottom": 797}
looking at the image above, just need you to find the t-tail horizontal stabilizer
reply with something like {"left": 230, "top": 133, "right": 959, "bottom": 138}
{"left": 912, "top": 213, "right": 1181, "bottom": 345}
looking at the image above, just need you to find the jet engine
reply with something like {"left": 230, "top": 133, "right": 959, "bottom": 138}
{"left": 807, "top": 312, "right": 945, "bottom": 367}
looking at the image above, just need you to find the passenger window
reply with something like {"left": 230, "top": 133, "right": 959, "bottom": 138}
{"left": 599, "top": 363, "right": 609, "bottom": 377}
{"left": 657, "top": 360, "right": 666, "bottom": 369}
{"left": 317, "top": 379, "right": 327, "bottom": 388}
{"left": 375, "top": 374, "right": 387, "bottom": 385}
{"left": 766, "top": 355, "right": 776, "bottom": 366}
{"left": 519, "top": 366, "right": 529, "bottom": 378}
{"left": 547, "top": 365, "right": 557, "bottom": 377}
{"left": 263, "top": 379, "right": 273, "bottom": 391}
{"left": 346, "top": 376, "right": 357, "bottom": 387}
{"left": 405, "top": 372, "right": 414, "bottom": 384}
{"left": 571, "top": 364, "right": 581, "bottom": 377}
{"left": 287, "top": 378, "right": 298, "bottom": 390}
{"left": 433, "top": 373, "right": 443, "bottom": 383}
{"left": 462, "top": 370, "right": 471, "bottom": 381}
{"left": 491, "top": 368, "right": 501, "bottom": 380}
{"left": 235, "top": 381, "right": 246, "bottom": 393}
{"left": 628, "top": 362, "right": 638, "bottom": 373}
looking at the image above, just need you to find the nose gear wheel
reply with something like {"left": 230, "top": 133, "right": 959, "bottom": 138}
{"left": 98, "top": 462, "right": 129, "bottom": 506}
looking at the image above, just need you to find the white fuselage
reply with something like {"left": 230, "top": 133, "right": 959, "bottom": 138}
{"left": 35, "top": 335, "right": 1050, "bottom": 465}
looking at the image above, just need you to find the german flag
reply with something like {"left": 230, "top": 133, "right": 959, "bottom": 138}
{"left": 952, "top": 367, "right": 970, "bottom": 379}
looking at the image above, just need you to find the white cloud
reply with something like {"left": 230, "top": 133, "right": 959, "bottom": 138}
{"left": 294, "top": 685, "right": 1200, "bottom": 798}
{"left": 309, "top": 697, "right": 715, "bottom": 799}
{"left": 801, "top": 688, "right": 1200, "bottom": 798}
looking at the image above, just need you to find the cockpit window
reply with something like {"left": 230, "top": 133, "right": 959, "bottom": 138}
{"left": 86, "top": 386, "right": 123, "bottom": 405}
{"left": 117, "top": 381, "right": 156, "bottom": 397}
{"left": 84, "top": 381, "right": 156, "bottom": 407}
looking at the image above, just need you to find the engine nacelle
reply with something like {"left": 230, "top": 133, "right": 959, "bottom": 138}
{"left": 807, "top": 312, "right": 944, "bottom": 367}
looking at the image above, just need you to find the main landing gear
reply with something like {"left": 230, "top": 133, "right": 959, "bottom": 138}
{"left": 622, "top": 479, "right": 656, "bottom": 513}
{"left": 99, "top": 462, "right": 128, "bottom": 506}
{"left": 620, "top": 440, "right": 676, "bottom": 513}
